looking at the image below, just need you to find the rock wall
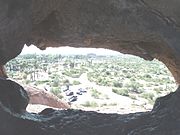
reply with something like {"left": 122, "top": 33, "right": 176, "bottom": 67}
{"left": 0, "top": 0, "right": 180, "bottom": 134}
{"left": 24, "top": 86, "right": 69, "bottom": 109}
{"left": 31, "top": 0, "right": 180, "bottom": 83}
{"left": 0, "top": 0, "right": 179, "bottom": 83}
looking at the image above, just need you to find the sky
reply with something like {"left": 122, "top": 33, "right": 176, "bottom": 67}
{"left": 21, "top": 45, "right": 122, "bottom": 56}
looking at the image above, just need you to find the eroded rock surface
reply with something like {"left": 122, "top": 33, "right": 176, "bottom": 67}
{"left": 0, "top": 0, "right": 180, "bottom": 83}
{"left": 0, "top": 78, "right": 29, "bottom": 113}
{"left": 24, "top": 86, "right": 70, "bottom": 109}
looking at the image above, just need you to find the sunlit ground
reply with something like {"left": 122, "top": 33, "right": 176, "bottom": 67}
{"left": 6, "top": 45, "right": 178, "bottom": 114}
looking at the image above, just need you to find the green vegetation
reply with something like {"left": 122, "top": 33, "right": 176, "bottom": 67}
{"left": 5, "top": 53, "right": 176, "bottom": 109}
{"left": 81, "top": 101, "right": 99, "bottom": 108}
{"left": 112, "top": 88, "right": 129, "bottom": 96}
{"left": 141, "top": 92, "right": 155, "bottom": 104}
{"left": 50, "top": 87, "right": 63, "bottom": 99}
{"left": 72, "top": 80, "right": 81, "bottom": 85}
{"left": 91, "top": 88, "right": 102, "bottom": 99}
{"left": 129, "top": 94, "right": 137, "bottom": 100}
{"left": 62, "top": 69, "right": 84, "bottom": 78}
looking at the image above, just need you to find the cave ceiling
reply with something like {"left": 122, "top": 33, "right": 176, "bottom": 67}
{"left": 0, "top": 0, "right": 179, "bottom": 83}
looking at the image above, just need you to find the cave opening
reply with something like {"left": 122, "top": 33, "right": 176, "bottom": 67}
{"left": 1, "top": 0, "right": 180, "bottom": 134}
{"left": 5, "top": 45, "right": 177, "bottom": 114}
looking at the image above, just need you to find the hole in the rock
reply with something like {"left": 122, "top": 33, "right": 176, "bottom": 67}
{"left": 5, "top": 45, "right": 177, "bottom": 114}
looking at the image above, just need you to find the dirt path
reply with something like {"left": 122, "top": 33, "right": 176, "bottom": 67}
{"left": 65, "top": 73, "right": 150, "bottom": 114}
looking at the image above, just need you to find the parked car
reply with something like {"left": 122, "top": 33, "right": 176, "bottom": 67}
{"left": 76, "top": 91, "right": 82, "bottom": 95}
{"left": 78, "top": 88, "right": 87, "bottom": 93}
{"left": 69, "top": 96, "right": 78, "bottom": 102}
{"left": 66, "top": 91, "right": 74, "bottom": 96}
{"left": 62, "top": 85, "right": 70, "bottom": 92}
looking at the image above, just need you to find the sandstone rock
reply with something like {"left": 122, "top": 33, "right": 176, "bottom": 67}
{"left": 24, "top": 86, "right": 70, "bottom": 109}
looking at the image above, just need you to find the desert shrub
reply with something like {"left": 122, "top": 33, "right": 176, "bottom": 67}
{"left": 153, "top": 87, "right": 162, "bottom": 94}
{"left": 62, "top": 69, "right": 83, "bottom": 78}
{"left": 87, "top": 72, "right": 93, "bottom": 80}
{"left": 113, "top": 81, "right": 123, "bottom": 88}
{"left": 97, "top": 77, "right": 103, "bottom": 84}
{"left": 91, "top": 89, "right": 102, "bottom": 99}
{"left": 22, "top": 74, "right": 27, "bottom": 79}
{"left": 130, "top": 78, "right": 136, "bottom": 82}
{"left": 112, "top": 88, "right": 129, "bottom": 96}
{"left": 51, "top": 79, "right": 59, "bottom": 87}
{"left": 126, "top": 74, "right": 132, "bottom": 78}
{"left": 25, "top": 79, "right": 31, "bottom": 84}
{"left": 50, "top": 87, "right": 61, "bottom": 96}
{"left": 125, "top": 82, "right": 143, "bottom": 94}
{"left": 106, "top": 71, "right": 111, "bottom": 75}
{"left": 36, "top": 80, "right": 49, "bottom": 85}
{"left": 81, "top": 101, "right": 98, "bottom": 107}
{"left": 100, "top": 103, "right": 108, "bottom": 107}
{"left": 144, "top": 74, "right": 152, "bottom": 79}
{"left": 141, "top": 92, "right": 155, "bottom": 104}
{"left": 129, "top": 94, "right": 136, "bottom": 100}
{"left": 57, "top": 94, "right": 64, "bottom": 99}
{"left": 48, "top": 70, "right": 52, "bottom": 75}
{"left": 100, "top": 79, "right": 110, "bottom": 86}
{"left": 109, "top": 102, "right": 118, "bottom": 106}
{"left": 73, "top": 80, "right": 81, "bottom": 85}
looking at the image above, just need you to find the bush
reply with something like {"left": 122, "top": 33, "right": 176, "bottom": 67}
{"left": 109, "top": 102, "right": 118, "bottom": 106}
{"left": 113, "top": 81, "right": 123, "bottom": 88}
{"left": 129, "top": 94, "right": 136, "bottom": 100}
{"left": 62, "top": 69, "right": 83, "bottom": 78}
{"left": 36, "top": 80, "right": 49, "bottom": 85}
{"left": 125, "top": 82, "right": 143, "bottom": 94}
{"left": 25, "top": 79, "right": 31, "bottom": 84}
{"left": 50, "top": 87, "right": 61, "bottom": 96}
{"left": 57, "top": 94, "right": 64, "bottom": 99}
{"left": 63, "top": 79, "right": 70, "bottom": 84}
{"left": 91, "top": 89, "right": 101, "bottom": 99}
{"left": 153, "top": 87, "right": 162, "bottom": 94}
{"left": 100, "top": 103, "right": 108, "bottom": 107}
{"left": 141, "top": 92, "right": 155, "bottom": 104}
{"left": 112, "top": 88, "right": 129, "bottom": 96}
{"left": 51, "top": 77, "right": 60, "bottom": 87}
{"left": 73, "top": 80, "right": 81, "bottom": 85}
{"left": 81, "top": 101, "right": 98, "bottom": 108}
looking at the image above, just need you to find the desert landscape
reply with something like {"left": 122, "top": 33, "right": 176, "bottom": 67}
{"left": 5, "top": 50, "right": 177, "bottom": 114}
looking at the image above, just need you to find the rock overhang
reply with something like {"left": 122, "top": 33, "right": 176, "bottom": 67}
{"left": 0, "top": 0, "right": 180, "bottom": 84}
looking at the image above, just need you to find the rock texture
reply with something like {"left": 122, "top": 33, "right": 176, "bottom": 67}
{"left": 0, "top": 79, "right": 29, "bottom": 113}
{"left": 0, "top": 0, "right": 180, "bottom": 134}
{"left": 24, "top": 86, "right": 69, "bottom": 109}
{"left": 0, "top": 65, "right": 8, "bottom": 78}
{"left": 0, "top": 0, "right": 180, "bottom": 83}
